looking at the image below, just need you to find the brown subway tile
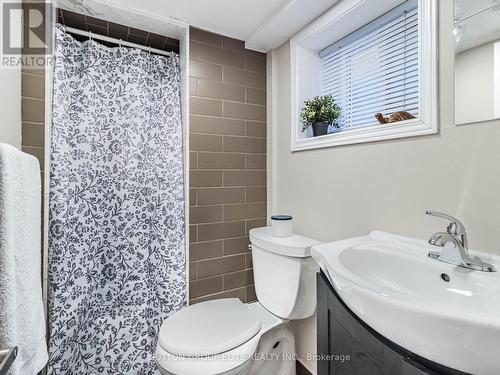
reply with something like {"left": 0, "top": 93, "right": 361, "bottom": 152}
{"left": 190, "top": 77, "right": 198, "bottom": 96}
{"left": 189, "top": 262, "right": 198, "bottom": 280}
{"left": 190, "top": 28, "right": 222, "bottom": 47}
{"left": 223, "top": 237, "right": 250, "bottom": 255}
{"left": 22, "top": 146, "right": 44, "bottom": 167}
{"left": 22, "top": 73, "right": 45, "bottom": 99}
{"left": 189, "top": 189, "right": 197, "bottom": 206}
{"left": 189, "top": 39, "right": 198, "bottom": 60}
{"left": 190, "top": 224, "right": 198, "bottom": 243}
{"left": 246, "top": 285, "right": 257, "bottom": 302}
{"left": 246, "top": 121, "right": 266, "bottom": 137}
{"left": 190, "top": 170, "right": 222, "bottom": 187}
{"left": 197, "top": 43, "right": 245, "bottom": 69}
{"left": 197, "top": 117, "right": 245, "bottom": 136}
{"left": 22, "top": 66, "right": 45, "bottom": 76}
{"left": 245, "top": 253, "right": 253, "bottom": 269}
{"left": 108, "top": 22, "right": 128, "bottom": 40}
{"left": 86, "top": 15, "right": 108, "bottom": 27}
{"left": 197, "top": 287, "right": 246, "bottom": 303}
{"left": 22, "top": 98, "right": 45, "bottom": 123}
{"left": 246, "top": 218, "right": 267, "bottom": 233}
{"left": 190, "top": 115, "right": 198, "bottom": 132}
{"left": 22, "top": 122, "right": 44, "bottom": 147}
{"left": 223, "top": 136, "right": 266, "bottom": 153}
{"left": 223, "top": 269, "right": 254, "bottom": 290}
{"left": 198, "top": 152, "right": 245, "bottom": 169}
{"left": 223, "top": 171, "right": 266, "bottom": 187}
{"left": 190, "top": 151, "right": 197, "bottom": 169}
{"left": 223, "top": 203, "right": 266, "bottom": 221}
{"left": 190, "top": 205, "right": 223, "bottom": 224}
{"left": 190, "top": 60, "right": 222, "bottom": 81}
{"left": 129, "top": 27, "right": 148, "bottom": 37}
{"left": 59, "top": 9, "right": 85, "bottom": 29}
{"left": 146, "top": 33, "right": 168, "bottom": 50}
{"left": 86, "top": 24, "right": 108, "bottom": 36}
{"left": 223, "top": 66, "right": 265, "bottom": 89}
{"left": 245, "top": 54, "right": 266, "bottom": 73}
{"left": 197, "top": 254, "right": 246, "bottom": 278}
{"left": 190, "top": 134, "right": 222, "bottom": 152}
{"left": 190, "top": 97, "right": 222, "bottom": 117}
{"left": 222, "top": 36, "right": 245, "bottom": 52}
{"left": 198, "top": 221, "right": 245, "bottom": 241}
{"left": 246, "top": 154, "right": 266, "bottom": 169}
{"left": 197, "top": 188, "right": 245, "bottom": 206}
{"left": 246, "top": 88, "right": 266, "bottom": 105}
{"left": 197, "top": 80, "right": 245, "bottom": 102}
{"left": 223, "top": 102, "right": 266, "bottom": 121}
{"left": 190, "top": 240, "right": 223, "bottom": 261}
{"left": 246, "top": 187, "right": 267, "bottom": 203}
{"left": 190, "top": 276, "right": 223, "bottom": 299}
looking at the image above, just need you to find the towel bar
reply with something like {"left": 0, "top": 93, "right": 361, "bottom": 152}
{"left": 0, "top": 346, "right": 18, "bottom": 375}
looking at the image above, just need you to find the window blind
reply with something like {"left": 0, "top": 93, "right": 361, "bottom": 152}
{"left": 320, "top": 0, "right": 419, "bottom": 130}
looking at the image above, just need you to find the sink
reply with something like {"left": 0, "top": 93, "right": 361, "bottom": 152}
{"left": 311, "top": 231, "right": 500, "bottom": 375}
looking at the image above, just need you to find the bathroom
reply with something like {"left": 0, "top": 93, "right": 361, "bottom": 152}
{"left": 0, "top": 0, "right": 499, "bottom": 374}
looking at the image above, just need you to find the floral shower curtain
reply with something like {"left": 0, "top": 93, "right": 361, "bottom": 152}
{"left": 48, "top": 25, "right": 186, "bottom": 375}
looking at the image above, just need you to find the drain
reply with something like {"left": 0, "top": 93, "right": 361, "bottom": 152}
{"left": 272, "top": 341, "right": 280, "bottom": 349}
{"left": 441, "top": 273, "right": 450, "bottom": 282}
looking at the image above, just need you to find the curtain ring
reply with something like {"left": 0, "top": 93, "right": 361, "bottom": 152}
{"left": 148, "top": 46, "right": 152, "bottom": 56}
{"left": 88, "top": 31, "right": 92, "bottom": 41}
{"left": 119, "top": 39, "right": 122, "bottom": 48}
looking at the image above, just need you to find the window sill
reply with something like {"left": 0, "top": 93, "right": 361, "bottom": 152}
{"left": 292, "top": 118, "right": 435, "bottom": 151}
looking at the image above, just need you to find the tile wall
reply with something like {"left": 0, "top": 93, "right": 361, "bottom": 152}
{"left": 189, "top": 28, "right": 267, "bottom": 303}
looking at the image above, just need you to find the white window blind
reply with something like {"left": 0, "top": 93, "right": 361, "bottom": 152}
{"left": 320, "top": 0, "right": 419, "bottom": 130}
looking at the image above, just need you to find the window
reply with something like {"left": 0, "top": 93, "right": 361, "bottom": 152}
{"left": 289, "top": 0, "right": 437, "bottom": 151}
{"left": 320, "top": 1, "right": 418, "bottom": 131}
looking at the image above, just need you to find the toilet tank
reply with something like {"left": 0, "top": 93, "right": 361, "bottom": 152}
{"left": 249, "top": 227, "right": 321, "bottom": 320}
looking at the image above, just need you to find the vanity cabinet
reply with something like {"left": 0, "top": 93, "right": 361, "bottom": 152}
{"left": 316, "top": 271, "right": 467, "bottom": 375}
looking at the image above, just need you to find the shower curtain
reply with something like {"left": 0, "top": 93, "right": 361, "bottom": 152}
{"left": 47, "top": 25, "right": 186, "bottom": 375}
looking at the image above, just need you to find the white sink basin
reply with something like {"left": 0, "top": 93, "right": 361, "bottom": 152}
{"left": 311, "top": 231, "right": 500, "bottom": 375}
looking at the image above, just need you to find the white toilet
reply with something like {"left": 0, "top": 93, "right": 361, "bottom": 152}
{"left": 156, "top": 226, "right": 321, "bottom": 375}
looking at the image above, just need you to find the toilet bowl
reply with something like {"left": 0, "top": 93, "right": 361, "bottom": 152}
{"left": 156, "top": 227, "right": 321, "bottom": 375}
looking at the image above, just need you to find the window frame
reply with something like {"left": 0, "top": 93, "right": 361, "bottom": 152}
{"left": 289, "top": 0, "right": 438, "bottom": 152}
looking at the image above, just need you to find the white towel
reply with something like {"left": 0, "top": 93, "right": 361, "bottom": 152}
{"left": 0, "top": 143, "right": 48, "bottom": 374}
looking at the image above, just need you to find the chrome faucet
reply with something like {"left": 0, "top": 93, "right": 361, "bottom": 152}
{"left": 426, "top": 211, "right": 496, "bottom": 272}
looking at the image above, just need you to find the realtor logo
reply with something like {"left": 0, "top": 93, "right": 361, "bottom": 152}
{"left": 2, "top": 1, "right": 52, "bottom": 55}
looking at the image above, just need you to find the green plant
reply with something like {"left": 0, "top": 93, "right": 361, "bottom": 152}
{"left": 299, "top": 95, "right": 341, "bottom": 131}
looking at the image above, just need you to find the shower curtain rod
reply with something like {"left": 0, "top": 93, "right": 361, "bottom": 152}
{"left": 64, "top": 26, "right": 177, "bottom": 57}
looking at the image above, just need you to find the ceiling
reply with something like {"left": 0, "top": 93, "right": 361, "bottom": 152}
{"left": 110, "top": 0, "right": 284, "bottom": 41}
{"left": 97, "top": 0, "right": 339, "bottom": 51}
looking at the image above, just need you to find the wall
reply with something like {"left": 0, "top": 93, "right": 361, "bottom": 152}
{"left": 0, "top": 69, "right": 22, "bottom": 148}
{"left": 0, "top": 12, "right": 22, "bottom": 149}
{"left": 455, "top": 42, "right": 495, "bottom": 124}
{"left": 269, "top": 1, "right": 500, "bottom": 374}
{"left": 189, "top": 28, "right": 267, "bottom": 303}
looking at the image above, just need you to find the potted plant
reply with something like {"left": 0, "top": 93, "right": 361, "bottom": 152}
{"left": 299, "top": 95, "right": 341, "bottom": 137}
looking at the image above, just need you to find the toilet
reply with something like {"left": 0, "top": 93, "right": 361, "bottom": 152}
{"left": 156, "top": 226, "right": 321, "bottom": 375}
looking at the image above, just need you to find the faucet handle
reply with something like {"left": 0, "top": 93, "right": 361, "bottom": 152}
{"left": 425, "top": 210, "right": 466, "bottom": 235}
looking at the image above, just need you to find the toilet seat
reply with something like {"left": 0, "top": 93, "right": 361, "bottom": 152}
{"left": 156, "top": 299, "right": 284, "bottom": 375}
{"left": 158, "top": 299, "right": 263, "bottom": 356}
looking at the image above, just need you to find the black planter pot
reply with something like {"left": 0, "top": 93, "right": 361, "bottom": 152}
{"left": 312, "top": 122, "right": 330, "bottom": 136}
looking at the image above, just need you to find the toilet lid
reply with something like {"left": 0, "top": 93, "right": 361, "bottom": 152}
{"left": 158, "top": 298, "right": 262, "bottom": 356}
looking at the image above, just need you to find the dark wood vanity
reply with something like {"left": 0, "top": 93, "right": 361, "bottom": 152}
{"left": 316, "top": 271, "right": 469, "bottom": 375}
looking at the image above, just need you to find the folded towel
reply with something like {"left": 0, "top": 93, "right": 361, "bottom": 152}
{"left": 0, "top": 143, "right": 48, "bottom": 374}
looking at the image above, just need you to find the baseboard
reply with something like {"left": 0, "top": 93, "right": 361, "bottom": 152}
{"left": 297, "top": 360, "right": 313, "bottom": 375}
